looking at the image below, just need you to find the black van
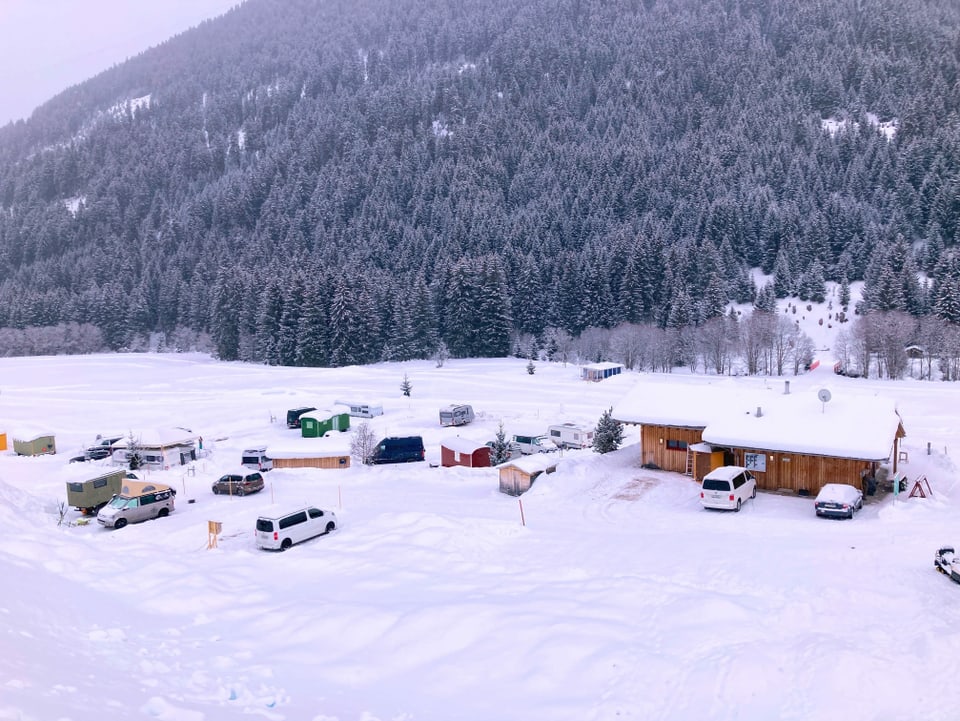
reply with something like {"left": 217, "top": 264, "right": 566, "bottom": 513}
{"left": 286, "top": 406, "right": 317, "bottom": 429}
{"left": 370, "top": 436, "right": 426, "bottom": 464}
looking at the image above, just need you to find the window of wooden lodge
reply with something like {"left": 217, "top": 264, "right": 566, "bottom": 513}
{"left": 666, "top": 439, "right": 687, "bottom": 451}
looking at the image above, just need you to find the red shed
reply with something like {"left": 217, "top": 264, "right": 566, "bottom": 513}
{"left": 440, "top": 438, "right": 491, "bottom": 468}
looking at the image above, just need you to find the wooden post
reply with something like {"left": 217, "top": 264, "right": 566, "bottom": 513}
{"left": 518, "top": 498, "right": 526, "bottom": 527}
{"left": 338, "top": 485, "right": 342, "bottom": 509}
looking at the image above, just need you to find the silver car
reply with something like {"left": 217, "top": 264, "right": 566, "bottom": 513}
{"left": 97, "top": 483, "right": 175, "bottom": 529}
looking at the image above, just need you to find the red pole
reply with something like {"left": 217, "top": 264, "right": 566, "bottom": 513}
{"left": 519, "top": 498, "right": 526, "bottom": 526}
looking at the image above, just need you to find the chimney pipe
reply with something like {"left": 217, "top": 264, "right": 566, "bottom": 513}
{"left": 756, "top": 406, "right": 763, "bottom": 417}
{"left": 784, "top": 380, "right": 790, "bottom": 394}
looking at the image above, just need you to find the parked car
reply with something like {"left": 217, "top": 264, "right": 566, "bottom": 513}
{"left": 286, "top": 406, "right": 317, "bottom": 429}
{"left": 934, "top": 546, "right": 960, "bottom": 584}
{"left": 814, "top": 483, "right": 863, "bottom": 519}
{"left": 700, "top": 466, "right": 757, "bottom": 512}
{"left": 96, "top": 481, "right": 175, "bottom": 529}
{"left": 370, "top": 436, "right": 425, "bottom": 464}
{"left": 212, "top": 471, "right": 265, "bottom": 496}
{"left": 256, "top": 507, "right": 337, "bottom": 551}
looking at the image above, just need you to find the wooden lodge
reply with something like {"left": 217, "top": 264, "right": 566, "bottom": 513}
{"left": 613, "top": 381, "right": 905, "bottom": 497}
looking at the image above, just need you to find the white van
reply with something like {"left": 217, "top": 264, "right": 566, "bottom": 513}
{"left": 547, "top": 423, "right": 594, "bottom": 449}
{"left": 513, "top": 433, "right": 553, "bottom": 454}
{"left": 241, "top": 447, "right": 273, "bottom": 471}
{"left": 255, "top": 507, "right": 337, "bottom": 551}
{"left": 700, "top": 466, "right": 757, "bottom": 512}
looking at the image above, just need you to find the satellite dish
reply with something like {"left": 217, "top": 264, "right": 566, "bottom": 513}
{"left": 818, "top": 388, "right": 832, "bottom": 403}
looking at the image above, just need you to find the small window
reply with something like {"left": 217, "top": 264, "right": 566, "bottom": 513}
{"left": 733, "top": 474, "right": 745, "bottom": 489}
{"left": 93, "top": 478, "right": 108, "bottom": 489}
{"left": 67, "top": 482, "right": 83, "bottom": 493}
{"left": 702, "top": 479, "right": 731, "bottom": 492}
{"left": 308, "top": 508, "right": 323, "bottom": 519}
{"left": 256, "top": 518, "right": 274, "bottom": 533}
{"left": 666, "top": 440, "right": 687, "bottom": 451}
{"left": 279, "top": 511, "right": 308, "bottom": 529}
{"left": 141, "top": 493, "right": 156, "bottom": 504}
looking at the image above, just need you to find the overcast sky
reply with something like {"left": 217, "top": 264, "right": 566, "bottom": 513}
{"left": 0, "top": 0, "right": 242, "bottom": 127}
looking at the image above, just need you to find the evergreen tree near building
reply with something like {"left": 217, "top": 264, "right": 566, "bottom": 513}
{"left": 489, "top": 421, "right": 512, "bottom": 465}
{"left": 593, "top": 407, "right": 624, "bottom": 454}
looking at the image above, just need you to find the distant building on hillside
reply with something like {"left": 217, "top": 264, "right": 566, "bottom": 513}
{"left": 581, "top": 362, "right": 624, "bottom": 382}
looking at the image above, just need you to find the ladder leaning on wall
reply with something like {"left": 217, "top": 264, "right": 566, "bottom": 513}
{"left": 684, "top": 448, "right": 694, "bottom": 476}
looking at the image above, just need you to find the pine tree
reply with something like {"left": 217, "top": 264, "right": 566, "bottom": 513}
{"left": 400, "top": 373, "right": 412, "bottom": 397}
{"left": 526, "top": 357, "right": 536, "bottom": 375}
{"left": 593, "top": 407, "right": 624, "bottom": 454}
{"left": 489, "top": 421, "right": 512, "bottom": 465}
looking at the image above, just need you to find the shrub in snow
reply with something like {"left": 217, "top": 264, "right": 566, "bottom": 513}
{"left": 400, "top": 373, "right": 412, "bottom": 397}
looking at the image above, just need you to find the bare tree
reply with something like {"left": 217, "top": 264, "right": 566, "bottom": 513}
{"left": 915, "top": 316, "right": 944, "bottom": 380}
{"left": 697, "top": 316, "right": 735, "bottom": 375}
{"left": 350, "top": 422, "right": 378, "bottom": 465}
{"left": 771, "top": 316, "right": 799, "bottom": 376}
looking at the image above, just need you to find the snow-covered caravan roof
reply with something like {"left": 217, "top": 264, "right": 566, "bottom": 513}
{"left": 441, "top": 437, "right": 487, "bottom": 454}
{"left": 300, "top": 409, "right": 340, "bottom": 421}
{"left": 112, "top": 428, "right": 197, "bottom": 449}
{"left": 703, "top": 390, "right": 902, "bottom": 461}
{"left": 267, "top": 437, "right": 351, "bottom": 459}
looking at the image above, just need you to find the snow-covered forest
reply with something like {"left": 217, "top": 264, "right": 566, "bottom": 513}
{"left": 1, "top": 0, "right": 960, "bottom": 370}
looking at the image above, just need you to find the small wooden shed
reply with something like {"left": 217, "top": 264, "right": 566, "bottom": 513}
{"left": 498, "top": 455, "right": 559, "bottom": 496}
{"left": 441, "top": 438, "right": 491, "bottom": 468}
{"left": 14, "top": 433, "right": 56, "bottom": 456}
{"left": 581, "top": 362, "right": 624, "bottom": 381}
{"left": 300, "top": 410, "right": 350, "bottom": 438}
{"left": 268, "top": 444, "right": 351, "bottom": 469}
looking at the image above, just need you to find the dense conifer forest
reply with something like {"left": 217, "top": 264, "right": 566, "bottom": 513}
{"left": 1, "top": 0, "right": 959, "bottom": 375}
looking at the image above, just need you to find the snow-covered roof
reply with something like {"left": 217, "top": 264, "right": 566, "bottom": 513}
{"left": 582, "top": 362, "right": 623, "bottom": 371}
{"left": 703, "top": 391, "right": 901, "bottom": 460}
{"left": 301, "top": 409, "right": 341, "bottom": 421}
{"left": 441, "top": 437, "right": 487, "bottom": 454}
{"left": 613, "top": 381, "right": 902, "bottom": 461}
{"left": 267, "top": 437, "right": 351, "bottom": 459}
{"left": 501, "top": 454, "right": 560, "bottom": 474}
{"left": 113, "top": 428, "right": 197, "bottom": 449}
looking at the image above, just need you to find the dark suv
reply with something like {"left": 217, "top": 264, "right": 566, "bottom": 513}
{"left": 212, "top": 471, "right": 265, "bottom": 496}
{"left": 286, "top": 406, "right": 317, "bottom": 429}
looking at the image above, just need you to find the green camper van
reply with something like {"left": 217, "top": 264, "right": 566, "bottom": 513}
{"left": 65, "top": 468, "right": 126, "bottom": 515}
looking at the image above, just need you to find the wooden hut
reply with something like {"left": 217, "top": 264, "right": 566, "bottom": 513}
{"left": 441, "top": 438, "right": 491, "bottom": 468}
{"left": 300, "top": 409, "right": 350, "bottom": 438}
{"left": 498, "top": 455, "right": 559, "bottom": 496}
{"left": 268, "top": 440, "right": 351, "bottom": 469}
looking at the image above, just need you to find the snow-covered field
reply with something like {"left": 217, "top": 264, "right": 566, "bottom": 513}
{"left": 2, "top": 351, "right": 959, "bottom": 721}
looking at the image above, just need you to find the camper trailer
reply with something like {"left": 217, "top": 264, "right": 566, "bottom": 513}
{"left": 548, "top": 423, "right": 595, "bottom": 450}
{"left": 439, "top": 404, "right": 475, "bottom": 427}
{"left": 334, "top": 400, "right": 384, "bottom": 419}
{"left": 65, "top": 468, "right": 126, "bottom": 515}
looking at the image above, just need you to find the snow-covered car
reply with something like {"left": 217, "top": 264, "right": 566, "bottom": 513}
{"left": 814, "top": 483, "right": 863, "bottom": 519}
{"left": 935, "top": 547, "right": 960, "bottom": 584}
{"left": 700, "top": 466, "right": 756, "bottom": 512}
